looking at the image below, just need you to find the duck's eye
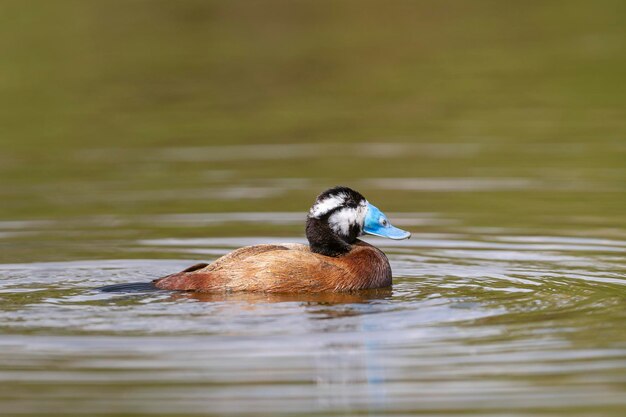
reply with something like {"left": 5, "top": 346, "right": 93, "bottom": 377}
{"left": 380, "top": 218, "right": 388, "bottom": 227}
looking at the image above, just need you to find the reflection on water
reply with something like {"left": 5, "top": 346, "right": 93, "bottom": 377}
{"left": 1, "top": 217, "right": 625, "bottom": 415}
{"left": 0, "top": 140, "right": 626, "bottom": 416}
{"left": 1, "top": 155, "right": 625, "bottom": 417}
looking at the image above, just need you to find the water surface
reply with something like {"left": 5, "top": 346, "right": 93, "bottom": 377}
{"left": 2, "top": 206, "right": 625, "bottom": 416}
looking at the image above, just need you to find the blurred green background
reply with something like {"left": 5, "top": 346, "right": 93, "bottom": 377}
{"left": 0, "top": 0, "right": 624, "bottom": 262}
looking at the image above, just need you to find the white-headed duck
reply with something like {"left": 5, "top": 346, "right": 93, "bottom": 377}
{"left": 103, "top": 186, "right": 410, "bottom": 293}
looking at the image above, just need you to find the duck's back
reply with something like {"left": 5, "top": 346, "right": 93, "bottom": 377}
{"left": 154, "top": 241, "right": 391, "bottom": 293}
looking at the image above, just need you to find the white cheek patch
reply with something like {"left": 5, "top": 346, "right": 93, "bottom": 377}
{"left": 328, "top": 207, "right": 355, "bottom": 236}
{"left": 309, "top": 193, "right": 348, "bottom": 218}
{"left": 355, "top": 200, "right": 367, "bottom": 232}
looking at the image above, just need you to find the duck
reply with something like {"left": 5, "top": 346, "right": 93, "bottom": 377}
{"left": 102, "top": 186, "right": 410, "bottom": 294}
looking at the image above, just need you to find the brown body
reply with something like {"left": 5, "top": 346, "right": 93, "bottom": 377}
{"left": 154, "top": 240, "right": 392, "bottom": 293}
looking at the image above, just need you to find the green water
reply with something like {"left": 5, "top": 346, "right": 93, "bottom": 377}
{"left": 1, "top": 1, "right": 625, "bottom": 416}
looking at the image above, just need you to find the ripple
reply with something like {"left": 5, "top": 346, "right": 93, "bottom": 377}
{"left": 1, "top": 228, "right": 625, "bottom": 416}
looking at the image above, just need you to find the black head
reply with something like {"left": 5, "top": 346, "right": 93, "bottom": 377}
{"left": 305, "top": 186, "right": 368, "bottom": 257}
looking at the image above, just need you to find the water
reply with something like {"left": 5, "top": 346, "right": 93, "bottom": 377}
{"left": 1, "top": 206, "right": 625, "bottom": 416}
{"left": 1, "top": 2, "right": 626, "bottom": 416}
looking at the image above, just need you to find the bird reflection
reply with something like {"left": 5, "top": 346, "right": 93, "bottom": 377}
{"left": 172, "top": 287, "right": 392, "bottom": 307}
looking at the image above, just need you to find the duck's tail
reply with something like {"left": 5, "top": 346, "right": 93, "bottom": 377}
{"left": 98, "top": 282, "right": 158, "bottom": 293}
{"left": 99, "top": 263, "right": 210, "bottom": 293}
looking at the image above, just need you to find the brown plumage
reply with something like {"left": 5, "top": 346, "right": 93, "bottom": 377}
{"left": 153, "top": 240, "right": 392, "bottom": 293}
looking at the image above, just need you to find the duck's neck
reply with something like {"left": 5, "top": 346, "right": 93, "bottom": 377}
{"left": 306, "top": 217, "right": 352, "bottom": 257}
